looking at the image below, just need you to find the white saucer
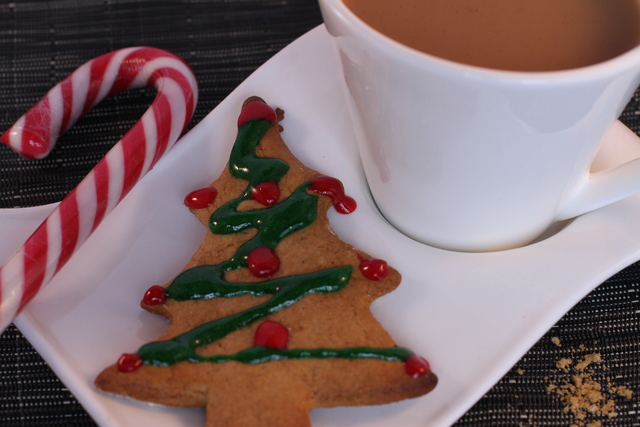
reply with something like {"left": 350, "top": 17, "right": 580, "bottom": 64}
{"left": 5, "top": 25, "right": 640, "bottom": 427}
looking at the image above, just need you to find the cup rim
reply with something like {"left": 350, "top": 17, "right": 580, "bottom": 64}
{"left": 319, "top": 0, "right": 640, "bottom": 82}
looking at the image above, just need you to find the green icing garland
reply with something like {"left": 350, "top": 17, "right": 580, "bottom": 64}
{"left": 137, "top": 111, "right": 412, "bottom": 367}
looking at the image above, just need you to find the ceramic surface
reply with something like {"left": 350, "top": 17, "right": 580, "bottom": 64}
{"left": 319, "top": 0, "right": 640, "bottom": 251}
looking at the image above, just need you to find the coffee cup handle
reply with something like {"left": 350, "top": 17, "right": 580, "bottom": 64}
{"left": 556, "top": 121, "right": 640, "bottom": 221}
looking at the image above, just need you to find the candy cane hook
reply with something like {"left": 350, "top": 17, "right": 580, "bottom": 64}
{"left": 0, "top": 47, "right": 198, "bottom": 332}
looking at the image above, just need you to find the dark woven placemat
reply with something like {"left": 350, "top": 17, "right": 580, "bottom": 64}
{"left": 0, "top": 1, "right": 637, "bottom": 426}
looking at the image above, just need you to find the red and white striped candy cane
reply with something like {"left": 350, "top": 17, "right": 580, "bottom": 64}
{"left": 0, "top": 47, "right": 198, "bottom": 331}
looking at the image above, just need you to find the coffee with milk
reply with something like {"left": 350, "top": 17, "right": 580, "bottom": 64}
{"left": 342, "top": 0, "right": 640, "bottom": 71}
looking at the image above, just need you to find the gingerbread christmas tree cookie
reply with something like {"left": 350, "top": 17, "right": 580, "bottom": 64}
{"left": 95, "top": 97, "right": 437, "bottom": 426}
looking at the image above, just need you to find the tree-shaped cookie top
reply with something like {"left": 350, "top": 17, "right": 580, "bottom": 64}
{"left": 96, "top": 97, "right": 436, "bottom": 425}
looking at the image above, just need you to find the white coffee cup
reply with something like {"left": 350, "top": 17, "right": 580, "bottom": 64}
{"left": 319, "top": 0, "right": 640, "bottom": 252}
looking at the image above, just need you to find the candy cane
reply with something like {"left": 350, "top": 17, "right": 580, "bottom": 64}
{"left": 0, "top": 47, "right": 198, "bottom": 332}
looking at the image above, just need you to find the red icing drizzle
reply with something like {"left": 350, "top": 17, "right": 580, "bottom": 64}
{"left": 117, "top": 353, "right": 143, "bottom": 373}
{"left": 184, "top": 187, "right": 218, "bottom": 209}
{"left": 237, "top": 101, "right": 277, "bottom": 127}
{"left": 308, "top": 176, "right": 357, "bottom": 214}
{"left": 250, "top": 181, "right": 280, "bottom": 206}
{"left": 142, "top": 285, "right": 167, "bottom": 306}
{"left": 358, "top": 256, "right": 389, "bottom": 281}
{"left": 404, "top": 354, "right": 431, "bottom": 379}
{"left": 404, "top": 354, "right": 431, "bottom": 378}
{"left": 246, "top": 247, "right": 280, "bottom": 278}
{"left": 254, "top": 321, "right": 289, "bottom": 349}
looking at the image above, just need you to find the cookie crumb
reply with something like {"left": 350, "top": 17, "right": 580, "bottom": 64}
{"left": 556, "top": 358, "right": 573, "bottom": 372}
{"left": 609, "top": 384, "right": 633, "bottom": 399}
{"left": 546, "top": 352, "right": 633, "bottom": 426}
{"left": 574, "top": 353, "right": 601, "bottom": 371}
{"left": 516, "top": 368, "right": 525, "bottom": 375}
{"left": 551, "top": 336, "right": 562, "bottom": 347}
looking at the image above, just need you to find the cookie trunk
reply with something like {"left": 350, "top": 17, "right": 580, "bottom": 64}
{"left": 205, "top": 363, "right": 312, "bottom": 427}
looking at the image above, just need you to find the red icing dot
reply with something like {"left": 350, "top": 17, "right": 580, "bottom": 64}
{"left": 359, "top": 257, "right": 389, "bottom": 281}
{"left": 237, "top": 101, "right": 277, "bottom": 127}
{"left": 142, "top": 285, "right": 167, "bottom": 306}
{"left": 254, "top": 321, "right": 289, "bottom": 349}
{"left": 184, "top": 187, "right": 218, "bottom": 209}
{"left": 404, "top": 354, "right": 431, "bottom": 379}
{"left": 246, "top": 247, "right": 280, "bottom": 278}
{"left": 250, "top": 181, "right": 280, "bottom": 206}
{"left": 308, "top": 175, "right": 357, "bottom": 214}
{"left": 117, "top": 353, "right": 142, "bottom": 373}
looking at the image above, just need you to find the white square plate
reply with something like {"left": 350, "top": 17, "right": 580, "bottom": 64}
{"left": 5, "top": 26, "right": 640, "bottom": 426}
